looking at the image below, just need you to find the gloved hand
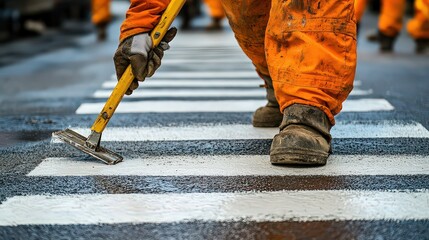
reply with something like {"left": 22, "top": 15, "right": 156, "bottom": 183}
{"left": 113, "top": 27, "right": 177, "bottom": 95}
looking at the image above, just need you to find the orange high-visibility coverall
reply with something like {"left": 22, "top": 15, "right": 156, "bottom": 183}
{"left": 92, "top": 0, "right": 111, "bottom": 25}
{"left": 120, "top": 0, "right": 357, "bottom": 124}
{"left": 407, "top": 0, "right": 429, "bottom": 39}
{"left": 203, "top": 0, "right": 225, "bottom": 19}
{"left": 378, "top": 0, "right": 407, "bottom": 37}
{"left": 355, "top": 0, "right": 429, "bottom": 39}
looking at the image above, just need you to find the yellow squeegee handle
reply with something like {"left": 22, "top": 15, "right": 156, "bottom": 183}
{"left": 90, "top": 0, "right": 186, "bottom": 133}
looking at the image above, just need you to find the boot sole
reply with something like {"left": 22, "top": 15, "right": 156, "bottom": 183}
{"left": 270, "top": 151, "right": 328, "bottom": 166}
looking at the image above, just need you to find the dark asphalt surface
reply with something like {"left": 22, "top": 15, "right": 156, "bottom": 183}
{"left": 0, "top": 5, "right": 429, "bottom": 240}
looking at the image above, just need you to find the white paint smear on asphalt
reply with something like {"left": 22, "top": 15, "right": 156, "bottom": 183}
{"left": 96, "top": 86, "right": 372, "bottom": 97}
{"left": 29, "top": 155, "right": 429, "bottom": 176}
{"left": 0, "top": 190, "right": 428, "bottom": 225}
{"left": 75, "top": 99, "right": 393, "bottom": 114}
{"left": 51, "top": 121, "right": 429, "bottom": 143}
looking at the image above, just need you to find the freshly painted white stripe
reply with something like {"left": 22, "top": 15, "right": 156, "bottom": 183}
{"left": 151, "top": 71, "right": 258, "bottom": 78}
{"left": 96, "top": 87, "right": 371, "bottom": 98}
{"left": 52, "top": 121, "right": 429, "bottom": 143}
{"left": 93, "top": 89, "right": 266, "bottom": 98}
{"left": 76, "top": 99, "right": 393, "bottom": 114}
{"left": 343, "top": 99, "right": 394, "bottom": 112}
{"left": 101, "top": 81, "right": 372, "bottom": 96}
{"left": 108, "top": 75, "right": 362, "bottom": 88}
{"left": 103, "top": 80, "right": 262, "bottom": 88}
{"left": 162, "top": 59, "right": 251, "bottom": 64}
{"left": 29, "top": 155, "right": 429, "bottom": 176}
{"left": 76, "top": 99, "right": 265, "bottom": 113}
{"left": 1, "top": 190, "right": 428, "bottom": 225}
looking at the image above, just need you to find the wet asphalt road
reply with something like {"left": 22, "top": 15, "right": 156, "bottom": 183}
{"left": 0, "top": 4, "right": 429, "bottom": 240}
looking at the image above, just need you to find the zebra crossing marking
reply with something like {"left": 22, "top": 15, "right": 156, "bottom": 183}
{"left": 151, "top": 71, "right": 258, "bottom": 78}
{"left": 75, "top": 99, "right": 394, "bottom": 114}
{"left": 103, "top": 79, "right": 263, "bottom": 88}
{"left": 29, "top": 155, "right": 429, "bottom": 176}
{"left": 0, "top": 190, "right": 428, "bottom": 225}
{"left": 51, "top": 121, "right": 429, "bottom": 143}
{"left": 98, "top": 83, "right": 372, "bottom": 97}
{"left": 94, "top": 89, "right": 266, "bottom": 98}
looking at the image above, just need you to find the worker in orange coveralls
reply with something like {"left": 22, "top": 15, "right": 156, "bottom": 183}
{"left": 113, "top": 0, "right": 357, "bottom": 166}
{"left": 203, "top": 0, "right": 225, "bottom": 30}
{"left": 92, "top": 0, "right": 111, "bottom": 41}
{"left": 355, "top": 0, "right": 429, "bottom": 53}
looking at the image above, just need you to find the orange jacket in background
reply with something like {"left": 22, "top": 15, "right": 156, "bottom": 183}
{"left": 120, "top": 0, "right": 357, "bottom": 124}
{"left": 92, "top": 0, "right": 111, "bottom": 26}
{"left": 378, "top": 0, "right": 407, "bottom": 37}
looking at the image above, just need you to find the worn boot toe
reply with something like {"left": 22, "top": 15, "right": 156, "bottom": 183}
{"left": 270, "top": 125, "right": 330, "bottom": 165}
{"left": 269, "top": 104, "right": 332, "bottom": 166}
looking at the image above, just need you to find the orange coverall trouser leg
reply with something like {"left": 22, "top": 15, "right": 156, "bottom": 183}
{"left": 221, "top": 0, "right": 357, "bottom": 125}
{"left": 407, "top": 0, "right": 429, "bottom": 39}
{"left": 92, "top": 0, "right": 111, "bottom": 26}
{"left": 203, "top": 0, "right": 225, "bottom": 19}
{"left": 379, "top": 0, "right": 406, "bottom": 37}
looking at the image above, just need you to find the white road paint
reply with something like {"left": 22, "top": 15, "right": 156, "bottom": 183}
{"left": 98, "top": 84, "right": 371, "bottom": 97}
{"left": 75, "top": 99, "right": 393, "bottom": 114}
{"left": 343, "top": 99, "right": 394, "bottom": 112}
{"left": 52, "top": 121, "right": 429, "bottom": 143}
{"left": 107, "top": 77, "right": 362, "bottom": 87}
{"left": 161, "top": 58, "right": 251, "bottom": 64}
{"left": 0, "top": 190, "right": 428, "bottom": 225}
{"left": 93, "top": 89, "right": 266, "bottom": 98}
{"left": 149, "top": 71, "right": 258, "bottom": 79}
{"left": 28, "top": 155, "right": 429, "bottom": 176}
{"left": 103, "top": 79, "right": 262, "bottom": 88}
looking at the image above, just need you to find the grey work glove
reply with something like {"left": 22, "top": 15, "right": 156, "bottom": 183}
{"left": 113, "top": 27, "right": 177, "bottom": 95}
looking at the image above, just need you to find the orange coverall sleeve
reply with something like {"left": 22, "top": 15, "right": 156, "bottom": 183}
{"left": 120, "top": 0, "right": 170, "bottom": 42}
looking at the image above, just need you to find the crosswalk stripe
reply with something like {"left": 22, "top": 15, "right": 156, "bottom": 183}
{"left": 162, "top": 59, "right": 251, "bottom": 64}
{"left": 51, "top": 121, "right": 429, "bottom": 143}
{"left": 28, "top": 155, "right": 429, "bottom": 176}
{"left": 96, "top": 86, "right": 372, "bottom": 97}
{"left": 108, "top": 76, "right": 363, "bottom": 88}
{"left": 103, "top": 79, "right": 263, "bottom": 88}
{"left": 0, "top": 190, "right": 428, "bottom": 225}
{"left": 75, "top": 99, "right": 393, "bottom": 114}
{"left": 94, "top": 89, "right": 266, "bottom": 98}
{"left": 152, "top": 71, "right": 258, "bottom": 78}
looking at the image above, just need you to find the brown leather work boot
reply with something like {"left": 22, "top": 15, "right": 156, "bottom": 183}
{"left": 270, "top": 104, "right": 332, "bottom": 166}
{"left": 252, "top": 75, "right": 283, "bottom": 127}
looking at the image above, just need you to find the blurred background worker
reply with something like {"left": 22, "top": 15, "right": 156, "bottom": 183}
{"left": 202, "top": 0, "right": 225, "bottom": 30}
{"left": 355, "top": 0, "right": 429, "bottom": 53}
{"left": 91, "top": 0, "right": 111, "bottom": 41}
{"left": 114, "top": 0, "right": 357, "bottom": 166}
{"left": 180, "top": 0, "right": 225, "bottom": 30}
